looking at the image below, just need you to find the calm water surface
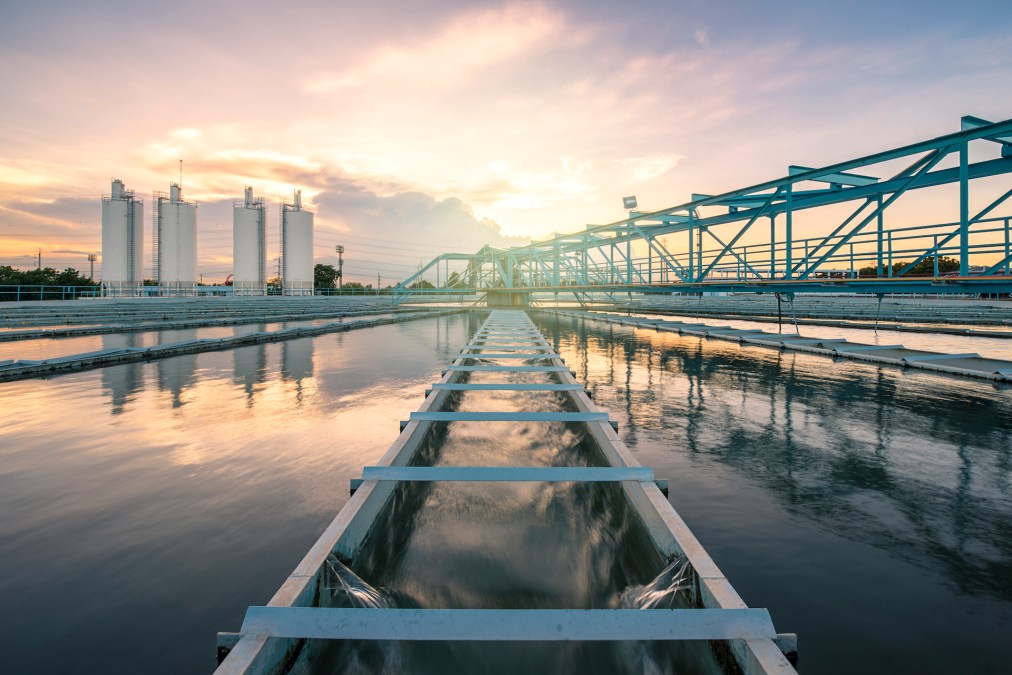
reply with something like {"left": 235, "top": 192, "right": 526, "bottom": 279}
{"left": 535, "top": 312, "right": 1012, "bottom": 674}
{"left": 0, "top": 314, "right": 479, "bottom": 674}
{"left": 1, "top": 310, "right": 1010, "bottom": 673}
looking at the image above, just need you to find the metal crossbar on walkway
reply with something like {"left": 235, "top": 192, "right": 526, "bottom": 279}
{"left": 446, "top": 365, "right": 572, "bottom": 372}
{"left": 409, "top": 411, "right": 608, "bottom": 423}
{"left": 429, "top": 383, "right": 583, "bottom": 391}
{"left": 360, "top": 466, "right": 654, "bottom": 482}
{"left": 239, "top": 606, "right": 778, "bottom": 641}
{"left": 463, "top": 345, "right": 551, "bottom": 350}
{"left": 458, "top": 353, "right": 557, "bottom": 359}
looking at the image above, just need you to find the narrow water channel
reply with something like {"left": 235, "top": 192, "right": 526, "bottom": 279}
{"left": 295, "top": 318, "right": 724, "bottom": 674}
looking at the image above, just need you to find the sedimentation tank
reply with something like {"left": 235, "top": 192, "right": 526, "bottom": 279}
{"left": 233, "top": 187, "right": 266, "bottom": 296}
{"left": 154, "top": 183, "right": 198, "bottom": 295}
{"left": 281, "top": 189, "right": 314, "bottom": 296}
{"left": 100, "top": 179, "right": 144, "bottom": 296}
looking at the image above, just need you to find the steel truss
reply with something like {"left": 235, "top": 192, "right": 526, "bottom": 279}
{"left": 395, "top": 116, "right": 1012, "bottom": 301}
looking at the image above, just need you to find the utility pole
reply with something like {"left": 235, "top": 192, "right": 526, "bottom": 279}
{"left": 87, "top": 254, "right": 97, "bottom": 280}
{"left": 37, "top": 248, "right": 41, "bottom": 269}
{"left": 377, "top": 272, "right": 381, "bottom": 289}
{"left": 335, "top": 245, "right": 344, "bottom": 291}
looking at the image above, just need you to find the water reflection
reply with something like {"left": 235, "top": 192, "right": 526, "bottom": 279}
{"left": 0, "top": 314, "right": 475, "bottom": 675}
{"left": 232, "top": 325, "right": 268, "bottom": 402}
{"left": 283, "top": 338, "right": 315, "bottom": 384}
{"left": 536, "top": 312, "right": 1012, "bottom": 673}
{"left": 154, "top": 328, "right": 200, "bottom": 407}
{"left": 546, "top": 314, "right": 1012, "bottom": 594}
{"left": 100, "top": 332, "right": 144, "bottom": 414}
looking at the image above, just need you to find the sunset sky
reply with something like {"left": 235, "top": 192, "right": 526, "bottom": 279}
{"left": 1, "top": 0, "right": 1010, "bottom": 284}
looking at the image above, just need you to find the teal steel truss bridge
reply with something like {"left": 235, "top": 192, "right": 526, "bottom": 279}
{"left": 395, "top": 116, "right": 1012, "bottom": 303}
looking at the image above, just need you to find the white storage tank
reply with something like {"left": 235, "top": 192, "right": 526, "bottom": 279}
{"left": 154, "top": 183, "right": 197, "bottom": 295}
{"left": 101, "top": 179, "right": 144, "bottom": 296}
{"left": 281, "top": 189, "right": 314, "bottom": 296}
{"left": 233, "top": 186, "right": 266, "bottom": 296}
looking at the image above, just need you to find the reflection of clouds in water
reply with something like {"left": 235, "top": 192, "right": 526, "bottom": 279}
{"left": 543, "top": 314, "right": 1012, "bottom": 601}
{"left": 0, "top": 313, "right": 483, "bottom": 674}
{"left": 336, "top": 317, "right": 723, "bottom": 674}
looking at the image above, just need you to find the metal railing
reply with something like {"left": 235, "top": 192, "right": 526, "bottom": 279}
{"left": 0, "top": 285, "right": 408, "bottom": 302}
{"left": 0, "top": 285, "right": 101, "bottom": 302}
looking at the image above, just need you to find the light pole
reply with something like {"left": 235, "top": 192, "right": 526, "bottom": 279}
{"left": 87, "top": 254, "right": 97, "bottom": 280}
{"left": 335, "top": 245, "right": 344, "bottom": 291}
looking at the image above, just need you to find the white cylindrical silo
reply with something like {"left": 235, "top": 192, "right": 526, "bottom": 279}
{"left": 233, "top": 186, "right": 266, "bottom": 296}
{"left": 101, "top": 179, "right": 144, "bottom": 296}
{"left": 155, "top": 183, "right": 197, "bottom": 295}
{"left": 282, "top": 189, "right": 314, "bottom": 296}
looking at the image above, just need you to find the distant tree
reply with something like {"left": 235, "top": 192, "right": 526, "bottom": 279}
{"left": 902, "top": 255, "right": 959, "bottom": 276}
{"left": 445, "top": 271, "right": 467, "bottom": 288}
{"left": 342, "top": 281, "right": 365, "bottom": 291}
{"left": 857, "top": 255, "right": 960, "bottom": 278}
{"left": 0, "top": 266, "right": 97, "bottom": 287}
{"left": 0, "top": 265, "right": 20, "bottom": 284}
{"left": 55, "top": 268, "right": 96, "bottom": 285}
{"left": 408, "top": 279, "right": 435, "bottom": 289}
{"left": 143, "top": 279, "right": 159, "bottom": 286}
{"left": 0, "top": 266, "right": 98, "bottom": 301}
{"left": 314, "top": 264, "right": 340, "bottom": 289}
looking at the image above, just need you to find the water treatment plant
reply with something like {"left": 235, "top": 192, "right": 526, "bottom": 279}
{"left": 3, "top": 101, "right": 1012, "bottom": 675}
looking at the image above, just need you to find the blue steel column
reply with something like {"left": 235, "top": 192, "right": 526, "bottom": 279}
{"left": 876, "top": 196, "right": 884, "bottom": 276}
{"left": 1006, "top": 218, "right": 1011, "bottom": 274}
{"left": 769, "top": 215, "right": 776, "bottom": 279}
{"left": 582, "top": 237, "right": 589, "bottom": 285}
{"left": 887, "top": 231, "right": 893, "bottom": 277}
{"left": 553, "top": 240, "right": 560, "bottom": 287}
{"left": 785, "top": 185, "right": 793, "bottom": 279}
{"left": 647, "top": 236, "right": 653, "bottom": 284}
{"left": 626, "top": 225, "right": 632, "bottom": 286}
{"left": 696, "top": 225, "right": 703, "bottom": 281}
{"left": 688, "top": 215, "right": 694, "bottom": 281}
{"left": 959, "top": 141, "right": 969, "bottom": 276}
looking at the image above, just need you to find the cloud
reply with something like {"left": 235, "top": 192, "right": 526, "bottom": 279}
{"left": 314, "top": 176, "right": 525, "bottom": 254}
{"left": 2, "top": 1, "right": 1011, "bottom": 276}
{"left": 0, "top": 198, "right": 102, "bottom": 270}
{"left": 303, "top": 2, "right": 580, "bottom": 94}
